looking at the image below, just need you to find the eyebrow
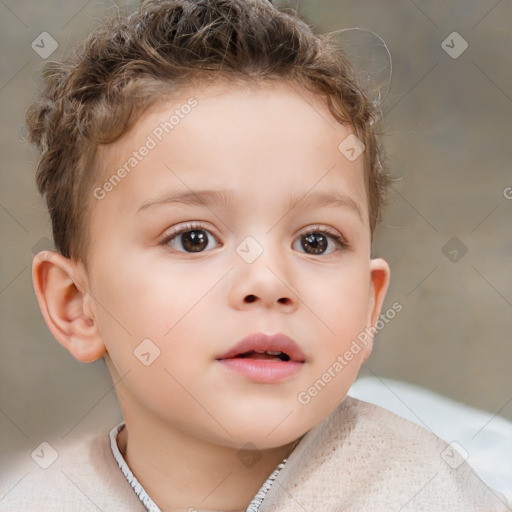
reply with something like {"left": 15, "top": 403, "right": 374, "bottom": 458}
{"left": 137, "top": 188, "right": 364, "bottom": 221}
{"left": 138, "top": 189, "right": 236, "bottom": 213}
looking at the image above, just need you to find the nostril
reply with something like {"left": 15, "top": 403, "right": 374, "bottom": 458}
{"left": 243, "top": 295, "right": 292, "bottom": 305}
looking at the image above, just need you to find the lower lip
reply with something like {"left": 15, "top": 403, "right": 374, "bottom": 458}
{"left": 217, "top": 358, "right": 304, "bottom": 383}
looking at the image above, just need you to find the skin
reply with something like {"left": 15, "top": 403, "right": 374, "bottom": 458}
{"left": 32, "top": 80, "right": 390, "bottom": 511}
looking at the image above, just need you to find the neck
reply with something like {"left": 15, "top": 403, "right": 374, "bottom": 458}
{"left": 116, "top": 413, "right": 299, "bottom": 512}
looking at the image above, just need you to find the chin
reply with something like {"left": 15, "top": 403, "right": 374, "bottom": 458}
{"left": 196, "top": 409, "right": 318, "bottom": 451}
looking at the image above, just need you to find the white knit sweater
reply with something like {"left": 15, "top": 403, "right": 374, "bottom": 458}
{"left": 1, "top": 396, "right": 510, "bottom": 511}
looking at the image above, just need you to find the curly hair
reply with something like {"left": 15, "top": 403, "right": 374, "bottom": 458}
{"left": 26, "top": 0, "right": 391, "bottom": 269}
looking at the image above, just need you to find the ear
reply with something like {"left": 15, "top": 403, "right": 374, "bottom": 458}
{"left": 32, "top": 251, "right": 106, "bottom": 363}
{"left": 366, "top": 258, "right": 391, "bottom": 326}
{"left": 362, "top": 257, "right": 391, "bottom": 362}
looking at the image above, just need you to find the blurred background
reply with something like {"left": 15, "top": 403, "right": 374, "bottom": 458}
{"left": 0, "top": 0, "right": 511, "bottom": 491}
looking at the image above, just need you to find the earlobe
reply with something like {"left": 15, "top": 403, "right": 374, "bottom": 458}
{"left": 32, "top": 251, "right": 106, "bottom": 363}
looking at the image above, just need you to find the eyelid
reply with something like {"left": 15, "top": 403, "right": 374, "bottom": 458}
{"left": 298, "top": 224, "right": 348, "bottom": 244}
{"left": 158, "top": 221, "right": 221, "bottom": 247}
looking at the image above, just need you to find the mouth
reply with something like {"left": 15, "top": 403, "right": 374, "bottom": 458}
{"left": 216, "top": 332, "right": 307, "bottom": 363}
{"left": 233, "top": 350, "right": 293, "bottom": 362}
{"left": 215, "top": 332, "right": 306, "bottom": 383}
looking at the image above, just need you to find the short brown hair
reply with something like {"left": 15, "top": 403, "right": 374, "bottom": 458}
{"left": 26, "top": 0, "right": 391, "bottom": 269}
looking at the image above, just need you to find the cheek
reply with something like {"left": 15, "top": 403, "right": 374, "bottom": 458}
{"left": 304, "top": 262, "right": 371, "bottom": 365}
{"left": 294, "top": 268, "right": 371, "bottom": 423}
{"left": 304, "top": 257, "right": 370, "bottom": 324}
{"left": 92, "top": 257, "right": 221, "bottom": 368}
{"left": 91, "top": 260, "right": 220, "bottom": 430}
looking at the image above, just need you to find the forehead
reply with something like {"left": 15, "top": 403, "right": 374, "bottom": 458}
{"left": 93, "top": 80, "right": 368, "bottom": 224}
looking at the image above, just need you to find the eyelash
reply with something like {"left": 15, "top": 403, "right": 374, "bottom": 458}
{"left": 159, "top": 222, "right": 220, "bottom": 249}
{"left": 299, "top": 227, "right": 348, "bottom": 250}
{"left": 159, "top": 222, "right": 348, "bottom": 253}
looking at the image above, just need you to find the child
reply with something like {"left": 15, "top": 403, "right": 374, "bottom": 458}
{"left": 13, "top": 0, "right": 510, "bottom": 510}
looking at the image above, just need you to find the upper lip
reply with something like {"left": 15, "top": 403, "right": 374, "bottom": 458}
{"left": 216, "top": 332, "right": 307, "bottom": 362}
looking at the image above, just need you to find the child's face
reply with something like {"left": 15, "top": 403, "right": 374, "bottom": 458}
{"left": 70, "top": 81, "right": 389, "bottom": 448}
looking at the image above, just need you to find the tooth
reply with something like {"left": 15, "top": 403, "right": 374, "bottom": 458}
{"left": 254, "top": 350, "right": 266, "bottom": 354}
{"left": 265, "top": 350, "right": 282, "bottom": 356}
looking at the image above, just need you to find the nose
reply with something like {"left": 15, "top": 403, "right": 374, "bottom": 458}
{"left": 229, "top": 246, "right": 298, "bottom": 313}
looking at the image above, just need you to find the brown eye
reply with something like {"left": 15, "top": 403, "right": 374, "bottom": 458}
{"left": 301, "top": 232, "right": 328, "bottom": 254}
{"left": 163, "top": 223, "right": 220, "bottom": 253}
{"left": 179, "top": 229, "right": 209, "bottom": 252}
{"left": 293, "top": 228, "right": 347, "bottom": 255}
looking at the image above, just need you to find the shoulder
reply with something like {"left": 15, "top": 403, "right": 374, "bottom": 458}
{"left": 337, "top": 397, "right": 511, "bottom": 509}
{"left": 0, "top": 424, "right": 145, "bottom": 511}
{"left": 259, "top": 396, "right": 512, "bottom": 511}
{"left": 336, "top": 395, "right": 450, "bottom": 455}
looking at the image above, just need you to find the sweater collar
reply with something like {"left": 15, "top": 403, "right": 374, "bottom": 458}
{"left": 108, "top": 422, "right": 288, "bottom": 511}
